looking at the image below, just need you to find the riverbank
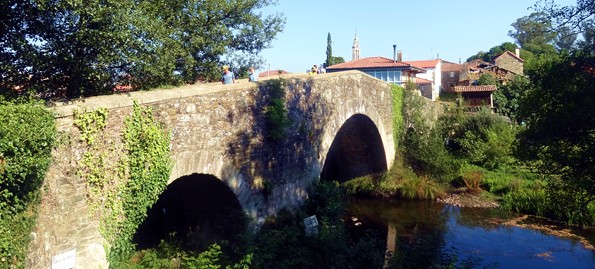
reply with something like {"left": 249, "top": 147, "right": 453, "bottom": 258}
{"left": 436, "top": 189, "right": 595, "bottom": 251}
{"left": 436, "top": 189, "right": 499, "bottom": 208}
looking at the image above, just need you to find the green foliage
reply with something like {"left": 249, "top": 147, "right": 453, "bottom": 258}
{"left": 390, "top": 85, "right": 404, "bottom": 151}
{"left": 403, "top": 90, "right": 459, "bottom": 182}
{"left": 73, "top": 102, "right": 172, "bottom": 267}
{"left": 517, "top": 52, "right": 595, "bottom": 226}
{"left": 447, "top": 108, "right": 517, "bottom": 170}
{"left": 476, "top": 73, "right": 498, "bottom": 86}
{"left": 264, "top": 79, "right": 290, "bottom": 142}
{"left": 1, "top": 0, "right": 285, "bottom": 99}
{"left": 249, "top": 181, "right": 385, "bottom": 269}
{"left": 460, "top": 169, "right": 484, "bottom": 194}
{"left": 0, "top": 101, "right": 56, "bottom": 214}
{"left": 325, "top": 32, "right": 333, "bottom": 67}
{"left": 509, "top": 12, "right": 556, "bottom": 47}
{"left": 0, "top": 101, "right": 56, "bottom": 269}
{"left": 110, "top": 102, "right": 172, "bottom": 263}
{"left": 73, "top": 108, "right": 108, "bottom": 145}
{"left": 330, "top": 56, "right": 345, "bottom": 66}
{"left": 493, "top": 75, "right": 531, "bottom": 123}
{"left": 399, "top": 175, "right": 445, "bottom": 200}
{"left": 466, "top": 42, "right": 525, "bottom": 62}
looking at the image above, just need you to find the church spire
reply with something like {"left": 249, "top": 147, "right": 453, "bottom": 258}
{"left": 352, "top": 30, "right": 360, "bottom": 61}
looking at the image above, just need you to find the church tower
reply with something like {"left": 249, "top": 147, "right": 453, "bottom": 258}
{"left": 352, "top": 31, "right": 360, "bottom": 61}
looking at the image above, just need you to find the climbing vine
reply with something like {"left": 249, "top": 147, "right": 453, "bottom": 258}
{"left": 73, "top": 102, "right": 172, "bottom": 267}
{"left": 111, "top": 101, "right": 172, "bottom": 265}
{"left": 264, "top": 79, "right": 290, "bottom": 142}
{"left": 390, "top": 84, "right": 405, "bottom": 151}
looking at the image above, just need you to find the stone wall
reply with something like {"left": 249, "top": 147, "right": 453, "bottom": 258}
{"left": 494, "top": 52, "right": 524, "bottom": 75}
{"left": 27, "top": 71, "right": 395, "bottom": 268}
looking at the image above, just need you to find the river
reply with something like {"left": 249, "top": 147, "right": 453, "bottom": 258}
{"left": 345, "top": 197, "right": 595, "bottom": 269}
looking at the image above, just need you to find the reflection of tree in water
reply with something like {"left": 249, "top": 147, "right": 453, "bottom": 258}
{"left": 345, "top": 198, "right": 494, "bottom": 269}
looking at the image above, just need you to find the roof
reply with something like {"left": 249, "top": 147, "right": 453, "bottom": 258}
{"left": 494, "top": 51, "right": 525, "bottom": 63}
{"left": 415, "top": 77, "right": 433, "bottom": 84}
{"left": 404, "top": 59, "right": 440, "bottom": 69}
{"left": 326, "top": 57, "right": 426, "bottom": 72}
{"left": 442, "top": 62, "right": 464, "bottom": 72}
{"left": 259, "top": 70, "right": 289, "bottom": 77}
{"left": 454, "top": 85, "right": 497, "bottom": 93}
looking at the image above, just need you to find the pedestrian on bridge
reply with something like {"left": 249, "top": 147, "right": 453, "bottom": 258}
{"left": 221, "top": 65, "right": 235, "bottom": 84}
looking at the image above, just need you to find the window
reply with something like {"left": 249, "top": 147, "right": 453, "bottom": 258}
{"left": 450, "top": 72, "right": 455, "bottom": 78}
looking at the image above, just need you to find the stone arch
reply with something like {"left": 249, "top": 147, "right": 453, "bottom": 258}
{"left": 133, "top": 173, "right": 246, "bottom": 252}
{"left": 320, "top": 113, "right": 388, "bottom": 182}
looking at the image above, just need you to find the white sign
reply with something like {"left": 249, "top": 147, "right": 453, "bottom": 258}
{"left": 303, "top": 215, "right": 319, "bottom": 236}
{"left": 52, "top": 249, "right": 75, "bottom": 269}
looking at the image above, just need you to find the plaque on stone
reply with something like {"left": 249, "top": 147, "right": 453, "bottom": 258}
{"left": 51, "top": 249, "right": 75, "bottom": 269}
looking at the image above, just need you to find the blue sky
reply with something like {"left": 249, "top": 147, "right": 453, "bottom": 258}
{"left": 257, "top": 0, "right": 575, "bottom": 73}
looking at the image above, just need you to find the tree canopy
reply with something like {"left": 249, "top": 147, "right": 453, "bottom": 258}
{"left": 0, "top": 0, "right": 285, "bottom": 100}
{"left": 515, "top": 0, "right": 595, "bottom": 225}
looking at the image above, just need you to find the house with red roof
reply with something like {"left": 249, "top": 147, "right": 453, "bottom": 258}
{"left": 326, "top": 56, "right": 426, "bottom": 86}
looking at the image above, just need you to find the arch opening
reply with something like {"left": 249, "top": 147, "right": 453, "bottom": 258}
{"left": 321, "top": 114, "right": 388, "bottom": 183}
{"left": 133, "top": 173, "right": 246, "bottom": 252}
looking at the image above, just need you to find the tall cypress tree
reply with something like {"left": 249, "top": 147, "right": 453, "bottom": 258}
{"left": 325, "top": 32, "right": 333, "bottom": 67}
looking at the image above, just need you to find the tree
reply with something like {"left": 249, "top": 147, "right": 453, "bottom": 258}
{"left": 325, "top": 32, "right": 333, "bottom": 67}
{"left": 330, "top": 56, "right": 345, "bottom": 66}
{"left": 517, "top": 53, "right": 595, "bottom": 225}
{"left": 493, "top": 75, "right": 531, "bottom": 123}
{"left": 476, "top": 73, "right": 498, "bottom": 86}
{"left": 0, "top": 0, "right": 285, "bottom": 100}
{"left": 467, "top": 42, "right": 519, "bottom": 62}
{"left": 509, "top": 12, "right": 557, "bottom": 47}
{"left": 555, "top": 25, "right": 578, "bottom": 51}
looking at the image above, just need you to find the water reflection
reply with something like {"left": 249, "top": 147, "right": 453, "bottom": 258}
{"left": 346, "top": 198, "right": 595, "bottom": 269}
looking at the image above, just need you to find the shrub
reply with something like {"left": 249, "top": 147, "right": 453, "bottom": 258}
{"left": 0, "top": 100, "right": 57, "bottom": 269}
{"left": 402, "top": 90, "right": 459, "bottom": 182}
{"left": 461, "top": 170, "right": 484, "bottom": 193}
{"left": 448, "top": 108, "right": 517, "bottom": 169}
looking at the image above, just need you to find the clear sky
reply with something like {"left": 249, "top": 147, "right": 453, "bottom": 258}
{"left": 257, "top": 0, "right": 575, "bottom": 73}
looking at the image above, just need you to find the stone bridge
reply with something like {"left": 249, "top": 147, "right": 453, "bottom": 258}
{"left": 27, "top": 70, "right": 396, "bottom": 268}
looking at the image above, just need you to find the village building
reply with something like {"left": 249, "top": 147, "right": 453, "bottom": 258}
{"left": 326, "top": 56, "right": 426, "bottom": 86}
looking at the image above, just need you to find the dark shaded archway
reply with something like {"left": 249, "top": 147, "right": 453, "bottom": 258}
{"left": 133, "top": 173, "right": 246, "bottom": 252}
{"left": 321, "top": 114, "right": 388, "bottom": 183}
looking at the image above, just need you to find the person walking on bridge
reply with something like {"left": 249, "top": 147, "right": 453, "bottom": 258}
{"left": 221, "top": 65, "right": 235, "bottom": 84}
{"left": 248, "top": 67, "right": 258, "bottom": 82}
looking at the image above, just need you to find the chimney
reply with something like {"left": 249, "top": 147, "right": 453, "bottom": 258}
{"left": 515, "top": 48, "right": 520, "bottom": 58}
{"left": 393, "top": 44, "right": 397, "bottom": 62}
{"left": 397, "top": 50, "right": 402, "bottom": 62}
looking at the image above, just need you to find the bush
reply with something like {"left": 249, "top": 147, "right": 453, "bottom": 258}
{"left": 448, "top": 108, "right": 517, "bottom": 169}
{"left": 402, "top": 90, "right": 459, "bottom": 182}
{"left": 461, "top": 169, "right": 484, "bottom": 194}
{"left": 0, "top": 100, "right": 57, "bottom": 269}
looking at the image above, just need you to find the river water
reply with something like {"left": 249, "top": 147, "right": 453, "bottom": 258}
{"left": 345, "top": 198, "right": 595, "bottom": 269}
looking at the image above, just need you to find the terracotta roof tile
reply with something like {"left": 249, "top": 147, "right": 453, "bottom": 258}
{"left": 326, "top": 57, "right": 423, "bottom": 70}
{"left": 442, "top": 63, "right": 464, "bottom": 72}
{"left": 404, "top": 59, "right": 440, "bottom": 69}
{"left": 454, "top": 85, "right": 497, "bottom": 93}
{"left": 415, "top": 77, "right": 432, "bottom": 84}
